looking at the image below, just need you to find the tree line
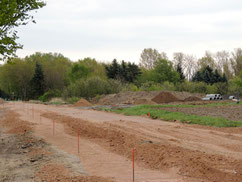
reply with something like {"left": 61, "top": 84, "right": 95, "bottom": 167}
{"left": 0, "top": 49, "right": 241, "bottom": 101}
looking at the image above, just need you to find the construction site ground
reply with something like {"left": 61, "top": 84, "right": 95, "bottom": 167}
{"left": 1, "top": 102, "right": 242, "bottom": 182}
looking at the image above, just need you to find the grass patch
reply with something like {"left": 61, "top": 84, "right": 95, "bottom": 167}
{"left": 147, "top": 101, "right": 242, "bottom": 108}
{"left": 48, "top": 101, "right": 64, "bottom": 105}
{"left": 108, "top": 105, "right": 242, "bottom": 127}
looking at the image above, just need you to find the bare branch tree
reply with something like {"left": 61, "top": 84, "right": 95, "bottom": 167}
{"left": 139, "top": 48, "right": 167, "bottom": 69}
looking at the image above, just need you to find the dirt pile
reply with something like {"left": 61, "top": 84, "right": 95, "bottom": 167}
{"left": 73, "top": 98, "right": 92, "bottom": 107}
{"left": 152, "top": 92, "right": 180, "bottom": 103}
{"left": 184, "top": 96, "right": 201, "bottom": 101}
{"left": 97, "top": 91, "right": 203, "bottom": 105}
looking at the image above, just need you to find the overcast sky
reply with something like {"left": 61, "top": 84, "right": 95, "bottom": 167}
{"left": 16, "top": 0, "right": 242, "bottom": 63}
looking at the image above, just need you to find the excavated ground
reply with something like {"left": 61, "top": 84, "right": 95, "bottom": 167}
{"left": 1, "top": 102, "right": 242, "bottom": 182}
{"left": 0, "top": 108, "right": 113, "bottom": 182}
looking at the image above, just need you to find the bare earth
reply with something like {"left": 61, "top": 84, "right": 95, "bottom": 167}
{"left": 1, "top": 102, "right": 242, "bottom": 182}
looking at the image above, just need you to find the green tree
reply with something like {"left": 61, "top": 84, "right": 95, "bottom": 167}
{"left": 192, "top": 71, "right": 202, "bottom": 82}
{"left": 105, "top": 59, "right": 121, "bottom": 80}
{"left": 153, "top": 58, "right": 179, "bottom": 83}
{"left": 126, "top": 62, "right": 141, "bottom": 83}
{"left": 105, "top": 59, "right": 141, "bottom": 83}
{"left": 176, "top": 63, "right": 185, "bottom": 82}
{"left": 197, "top": 51, "right": 216, "bottom": 70}
{"left": 78, "top": 58, "right": 107, "bottom": 79}
{"left": 213, "top": 69, "right": 223, "bottom": 83}
{"left": 31, "top": 62, "right": 45, "bottom": 98}
{"left": 0, "top": 58, "right": 34, "bottom": 100}
{"left": 25, "top": 52, "right": 72, "bottom": 90}
{"left": 0, "top": 0, "right": 46, "bottom": 60}
{"left": 69, "top": 63, "right": 90, "bottom": 83}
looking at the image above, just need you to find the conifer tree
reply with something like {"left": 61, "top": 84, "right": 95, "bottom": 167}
{"left": 31, "top": 63, "right": 45, "bottom": 98}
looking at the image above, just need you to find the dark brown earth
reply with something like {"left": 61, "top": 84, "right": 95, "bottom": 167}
{"left": 152, "top": 92, "right": 181, "bottom": 103}
{"left": 160, "top": 104, "right": 242, "bottom": 121}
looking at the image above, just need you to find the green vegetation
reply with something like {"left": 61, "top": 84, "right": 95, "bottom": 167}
{"left": 109, "top": 105, "right": 242, "bottom": 127}
{"left": 0, "top": 48, "right": 241, "bottom": 102}
{"left": 66, "top": 97, "right": 80, "bottom": 104}
{"left": 38, "top": 90, "right": 61, "bottom": 102}
{"left": 0, "top": 0, "right": 46, "bottom": 60}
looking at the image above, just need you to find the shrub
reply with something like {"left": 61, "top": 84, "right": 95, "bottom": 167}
{"left": 39, "top": 90, "right": 61, "bottom": 102}
{"left": 62, "top": 77, "right": 122, "bottom": 99}
{"left": 67, "top": 97, "right": 80, "bottom": 104}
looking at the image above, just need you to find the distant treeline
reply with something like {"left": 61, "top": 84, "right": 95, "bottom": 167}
{"left": 0, "top": 48, "right": 241, "bottom": 101}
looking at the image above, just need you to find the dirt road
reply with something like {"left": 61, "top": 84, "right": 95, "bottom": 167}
{"left": 2, "top": 102, "right": 242, "bottom": 182}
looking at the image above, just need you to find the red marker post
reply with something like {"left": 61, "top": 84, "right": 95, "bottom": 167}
{"left": 78, "top": 128, "right": 80, "bottom": 153}
{"left": 133, "top": 148, "right": 135, "bottom": 182}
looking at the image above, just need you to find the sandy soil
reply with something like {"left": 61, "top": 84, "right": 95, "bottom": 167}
{"left": 159, "top": 104, "right": 242, "bottom": 121}
{"left": 0, "top": 108, "right": 113, "bottom": 182}
{"left": 2, "top": 102, "right": 242, "bottom": 182}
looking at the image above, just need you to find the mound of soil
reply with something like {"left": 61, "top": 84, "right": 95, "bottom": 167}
{"left": 151, "top": 92, "right": 180, "bottom": 103}
{"left": 98, "top": 91, "right": 204, "bottom": 105}
{"left": 73, "top": 98, "right": 92, "bottom": 107}
{"left": 184, "top": 96, "right": 201, "bottom": 102}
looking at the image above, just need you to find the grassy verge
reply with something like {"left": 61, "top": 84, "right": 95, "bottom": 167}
{"left": 148, "top": 101, "right": 242, "bottom": 108}
{"left": 108, "top": 105, "right": 242, "bottom": 127}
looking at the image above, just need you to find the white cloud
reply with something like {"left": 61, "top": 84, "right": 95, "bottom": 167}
{"left": 16, "top": 0, "right": 242, "bottom": 63}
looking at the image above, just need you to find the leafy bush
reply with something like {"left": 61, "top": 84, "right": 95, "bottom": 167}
{"left": 121, "top": 83, "right": 139, "bottom": 92}
{"left": 67, "top": 97, "right": 80, "bottom": 104}
{"left": 39, "top": 90, "right": 61, "bottom": 102}
{"left": 63, "top": 77, "right": 122, "bottom": 99}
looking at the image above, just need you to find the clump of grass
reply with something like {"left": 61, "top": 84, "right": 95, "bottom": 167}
{"left": 109, "top": 105, "right": 242, "bottom": 127}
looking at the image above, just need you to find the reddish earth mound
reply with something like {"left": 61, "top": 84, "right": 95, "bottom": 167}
{"left": 73, "top": 98, "right": 92, "bottom": 107}
{"left": 184, "top": 96, "right": 201, "bottom": 102}
{"left": 151, "top": 92, "right": 180, "bottom": 103}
